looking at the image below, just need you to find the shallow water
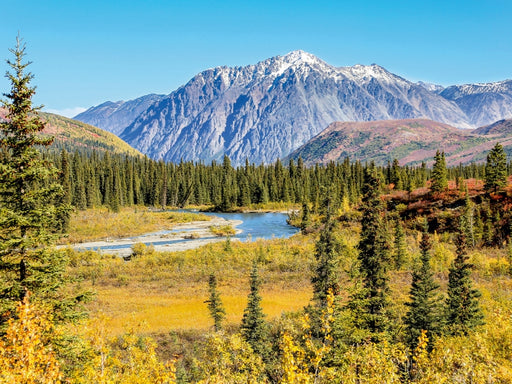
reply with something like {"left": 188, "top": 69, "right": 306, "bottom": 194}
{"left": 193, "top": 210, "right": 299, "bottom": 241}
{"left": 82, "top": 210, "right": 299, "bottom": 252}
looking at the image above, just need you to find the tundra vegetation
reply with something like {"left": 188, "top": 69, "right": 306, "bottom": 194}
{"left": 1, "top": 39, "right": 512, "bottom": 383}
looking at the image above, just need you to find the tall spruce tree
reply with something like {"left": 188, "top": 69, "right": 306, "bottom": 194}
{"left": 205, "top": 274, "right": 226, "bottom": 332}
{"left": 484, "top": 142, "right": 507, "bottom": 193}
{"left": 445, "top": 231, "right": 484, "bottom": 335}
{"left": 351, "top": 166, "right": 392, "bottom": 339}
{"left": 404, "top": 231, "right": 442, "bottom": 349}
{"left": 311, "top": 214, "right": 340, "bottom": 308}
{"left": 430, "top": 150, "right": 448, "bottom": 193}
{"left": 241, "top": 261, "right": 268, "bottom": 357}
{"left": 0, "top": 37, "right": 75, "bottom": 326}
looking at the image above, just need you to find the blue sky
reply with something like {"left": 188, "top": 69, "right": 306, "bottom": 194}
{"left": 0, "top": 0, "right": 511, "bottom": 117}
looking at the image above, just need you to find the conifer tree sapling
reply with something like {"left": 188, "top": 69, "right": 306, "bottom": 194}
{"left": 311, "top": 213, "right": 340, "bottom": 307}
{"left": 393, "top": 217, "right": 407, "bottom": 269}
{"left": 300, "top": 200, "right": 311, "bottom": 234}
{"left": 241, "top": 261, "right": 268, "bottom": 357}
{"left": 205, "top": 274, "right": 226, "bottom": 332}
{"left": 445, "top": 231, "right": 484, "bottom": 335}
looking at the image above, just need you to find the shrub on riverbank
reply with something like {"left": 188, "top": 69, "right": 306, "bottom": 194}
{"left": 210, "top": 224, "right": 237, "bottom": 237}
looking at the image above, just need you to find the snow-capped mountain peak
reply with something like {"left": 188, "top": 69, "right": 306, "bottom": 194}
{"left": 338, "top": 63, "right": 407, "bottom": 86}
{"left": 75, "top": 50, "right": 512, "bottom": 165}
{"left": 416, "top": 81, "right": 445, "bottom": 93}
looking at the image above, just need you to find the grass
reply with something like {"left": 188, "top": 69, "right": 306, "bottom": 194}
{"left": 86, "top": 285, "right": 312, "bottom": 335}
{"left": 61, "top": 206, "right": 211, "bottom": 243}
{"left": 67, "top": 235, "right": 317, "bottom": 336}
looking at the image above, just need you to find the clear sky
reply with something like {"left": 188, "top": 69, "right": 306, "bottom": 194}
{"left": 0, "top": 0, "right": 511, "bottom": 117}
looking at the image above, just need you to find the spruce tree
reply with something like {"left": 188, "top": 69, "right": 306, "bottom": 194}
{"left": 351, "top": 166, "right": 392, "bottom": 339}
{"left": 484, "top": 142, "right": 507, "bottom": 193}
{"left": 0, "top": 37, "right": 76, "bottom": 326}
{"left": 390, "top": 158, "right": 403, "bottom": 190}
{"left": 311, "top": 214, "right": 340, "bottom": 308}
{"left": 404, "top": 231, "right": 442, "bottom": 349}
{"left": 205, "top": 274, "right": 226, "bottom": 332}
{"left": 241, "top": 261, "right": 269, "bottom": 358}
{"left": 300, "top": 201, "right": 311, "bottom": 234}
{"left": 430, "top": 150, "right": 448, "bottom": 193}
{"left": 445, "top": 231, "right": 484, "bottom": 335}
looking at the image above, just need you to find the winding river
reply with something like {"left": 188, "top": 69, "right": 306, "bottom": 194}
{"left": 77, "top": 210, "right": 299, "bottom": 256}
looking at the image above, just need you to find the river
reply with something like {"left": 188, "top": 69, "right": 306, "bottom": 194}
{"left": 76, "top": 210, "right": 299, "bottom": 256}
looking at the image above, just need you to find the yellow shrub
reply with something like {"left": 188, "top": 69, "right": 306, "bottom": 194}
{"left": 193, "top": 333, "right": 267, "bottom": 384}
{"left": 0, "top": 295, "right": 62, "bottom": 384}
{"left": 72, "top": 316, "right": 176, "bottom": 384}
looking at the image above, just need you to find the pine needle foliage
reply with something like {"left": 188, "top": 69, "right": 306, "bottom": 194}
{"left": 241, "top": 261, "right": 269, "bottom": 358}
{"left": 205, "top": 273, "right": 226, "bottom": 332}
{"left": 430, "top": 150, "right": 448, "bottom": 193}
{"left": 0, "top": 37, "right": 77, "bottom": 328}
{"left": 351, "top": 166, "right": 392, "bottom": 339}
{"left": 404, "top": 231, "right": 443, "bottom": 349}
{"left": 484, "top": 142, "right": 507, "bottom": 193}
{"left": 393, "top": 217, "right": 407, "bottom": 270}
{"left": 445, "top": 231, "right": 484, "bottom": 335}
{"left": 311, "top": 214, "right": 340, "bottom": 307}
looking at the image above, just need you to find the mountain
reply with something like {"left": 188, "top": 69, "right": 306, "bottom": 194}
{"left": 117, "top": 51, "right": 476, "bottom": 165}
{"left": 76, "top": 51, "right": 512, "bottom": 165}
{"left": 74, "top": 94, "right": 165, "bottom": 135}
{"left": 416, "top": 81, "right": 444, "bottom": 93}
{"left": 286, "top": 118, "right": 512, "bottom": 166}
{"left": 440, "top": 80, "right": 512, "bottom": 127}
{"left": 1, "top": 110, "right": 142, "bottom": 156}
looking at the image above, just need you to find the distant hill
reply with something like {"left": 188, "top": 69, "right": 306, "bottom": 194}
{"left": 0, "top": 109, "right": 141, "bottom": 156}
{"left": 474, "top": 118, "right": 512, "bottom": 136}
{"left": 286, "top": 118, "right": 512, "bottom": 166}
{"left": 40, "top": 112, "right": 142, "bottom": 155}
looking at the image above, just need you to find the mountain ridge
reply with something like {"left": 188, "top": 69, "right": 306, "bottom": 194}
{"left": 74, "top": 51, "right": 512, "bottom": 165}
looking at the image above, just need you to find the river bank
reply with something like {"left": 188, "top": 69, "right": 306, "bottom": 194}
{"left": 68, "top": 216, "right": 242, "bottom": 257}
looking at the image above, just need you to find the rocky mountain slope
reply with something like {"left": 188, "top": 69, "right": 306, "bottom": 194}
{"left": 440, "top": 80, "right": 512, "bottom": 128}
{"left": 74, "top": 94, "right": 164, "bottom": 135}
{"left": 75, "top": 51, "right": 512, "bottom": 165}
{"left": 287, "top": 118, "right": 512, "bottom": 166}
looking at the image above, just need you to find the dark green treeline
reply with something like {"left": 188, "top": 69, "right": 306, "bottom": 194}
{"left": 43, "top": 150, "right": 507, "bottom": 212}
